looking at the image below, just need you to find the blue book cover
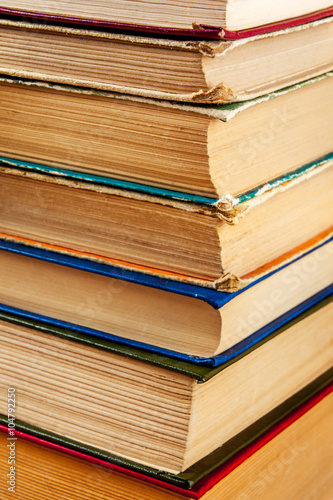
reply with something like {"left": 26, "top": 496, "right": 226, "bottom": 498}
{"left": 0, "top": 236, "right": 331, "bottom": 367}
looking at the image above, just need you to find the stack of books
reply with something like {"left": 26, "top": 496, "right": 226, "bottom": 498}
{"left": 0, "top": 2, "right": 332, "bottom": 498}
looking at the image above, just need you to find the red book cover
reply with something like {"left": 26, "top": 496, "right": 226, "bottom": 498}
{"left": 0, "top": 6, "right": 332, "bottom": 39}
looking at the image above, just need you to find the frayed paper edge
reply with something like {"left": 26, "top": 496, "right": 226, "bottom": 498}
{"left": 215, "top": 157, "right": 333, "bottom": 224}
{"left": 0, "top": 73, "right": 331, "bottom": 121}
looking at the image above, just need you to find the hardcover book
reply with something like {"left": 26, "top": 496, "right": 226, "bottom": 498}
{"left": 0, "top": 235, "right": 331, "bottom": 358}
{"left": 1, "top": 371, "right": 331, "bottom": 499}
{"left": 0, "top": 297, "right": 331, "bottom": 474}
{"left": 0, "top": 153, "right": 332, "bottom": 286}
{"left": 0, "top": 372, "right": 333, "bottom": 500}
{"left": 0, "top": 74, "right": 332, "bottom": 200}
{"left": 0, "top": 17, "right": 331, "bottom": 103}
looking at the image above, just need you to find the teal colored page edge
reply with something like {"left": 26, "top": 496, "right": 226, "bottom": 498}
{"left": 0, "top": 156, "right": 216, "bottom": 205}
{"left": 235, "top": 152, "right": 333, "bottom": 204}
{"left": 0, "top": 153, "right": 331, "bottom": 206}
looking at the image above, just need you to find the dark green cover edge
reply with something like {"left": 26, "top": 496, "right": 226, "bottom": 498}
{"left": 0, "top": 294, "right": 330, "bottom": 383}
{"left": 179, "top": 368, "right": 333, "bottom": 486}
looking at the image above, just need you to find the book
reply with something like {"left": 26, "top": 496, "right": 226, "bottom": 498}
{"left": 0, "top": 5, "right": 331, "bottom": 498}
{"left": 0, "top": 2, "right": 332, "bottom": 38}
{"left": 0, "top": 74, "right": 332, "bottom": 200}
{"left": 0, "top": 17, "right": 332, "bottom": 103}
{"left": 0, "top": 234, "right": 331, "bottom": 358}
{"left": 1, "top": 370, "right": 331, "bottom": 499}
{"left": 0, "top": 153, "right": 332, "bottom": 285}
{"left": 0, "top": 297, "right": 331, "bottom": 474}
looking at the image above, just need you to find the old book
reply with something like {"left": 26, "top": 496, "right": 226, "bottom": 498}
{"left": 0, "top": 297, "right": 331, "bottom": 474}
{"left": 0, "top": 18, "right": 332, "bottom": 103}
{"left": 0, "top": 235, "right": 331, "bottom": 358}
{"left": 1, "top": 371, "right": 331, "bottom": 499}
{"left": 0, "top": 74, "right": 332, "bottom": 199}
{"left": 0, "top": 153, "right": 332, "bottom": 285}
{"left": 0, "top": 2, "right": 331, "bottom": 37}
